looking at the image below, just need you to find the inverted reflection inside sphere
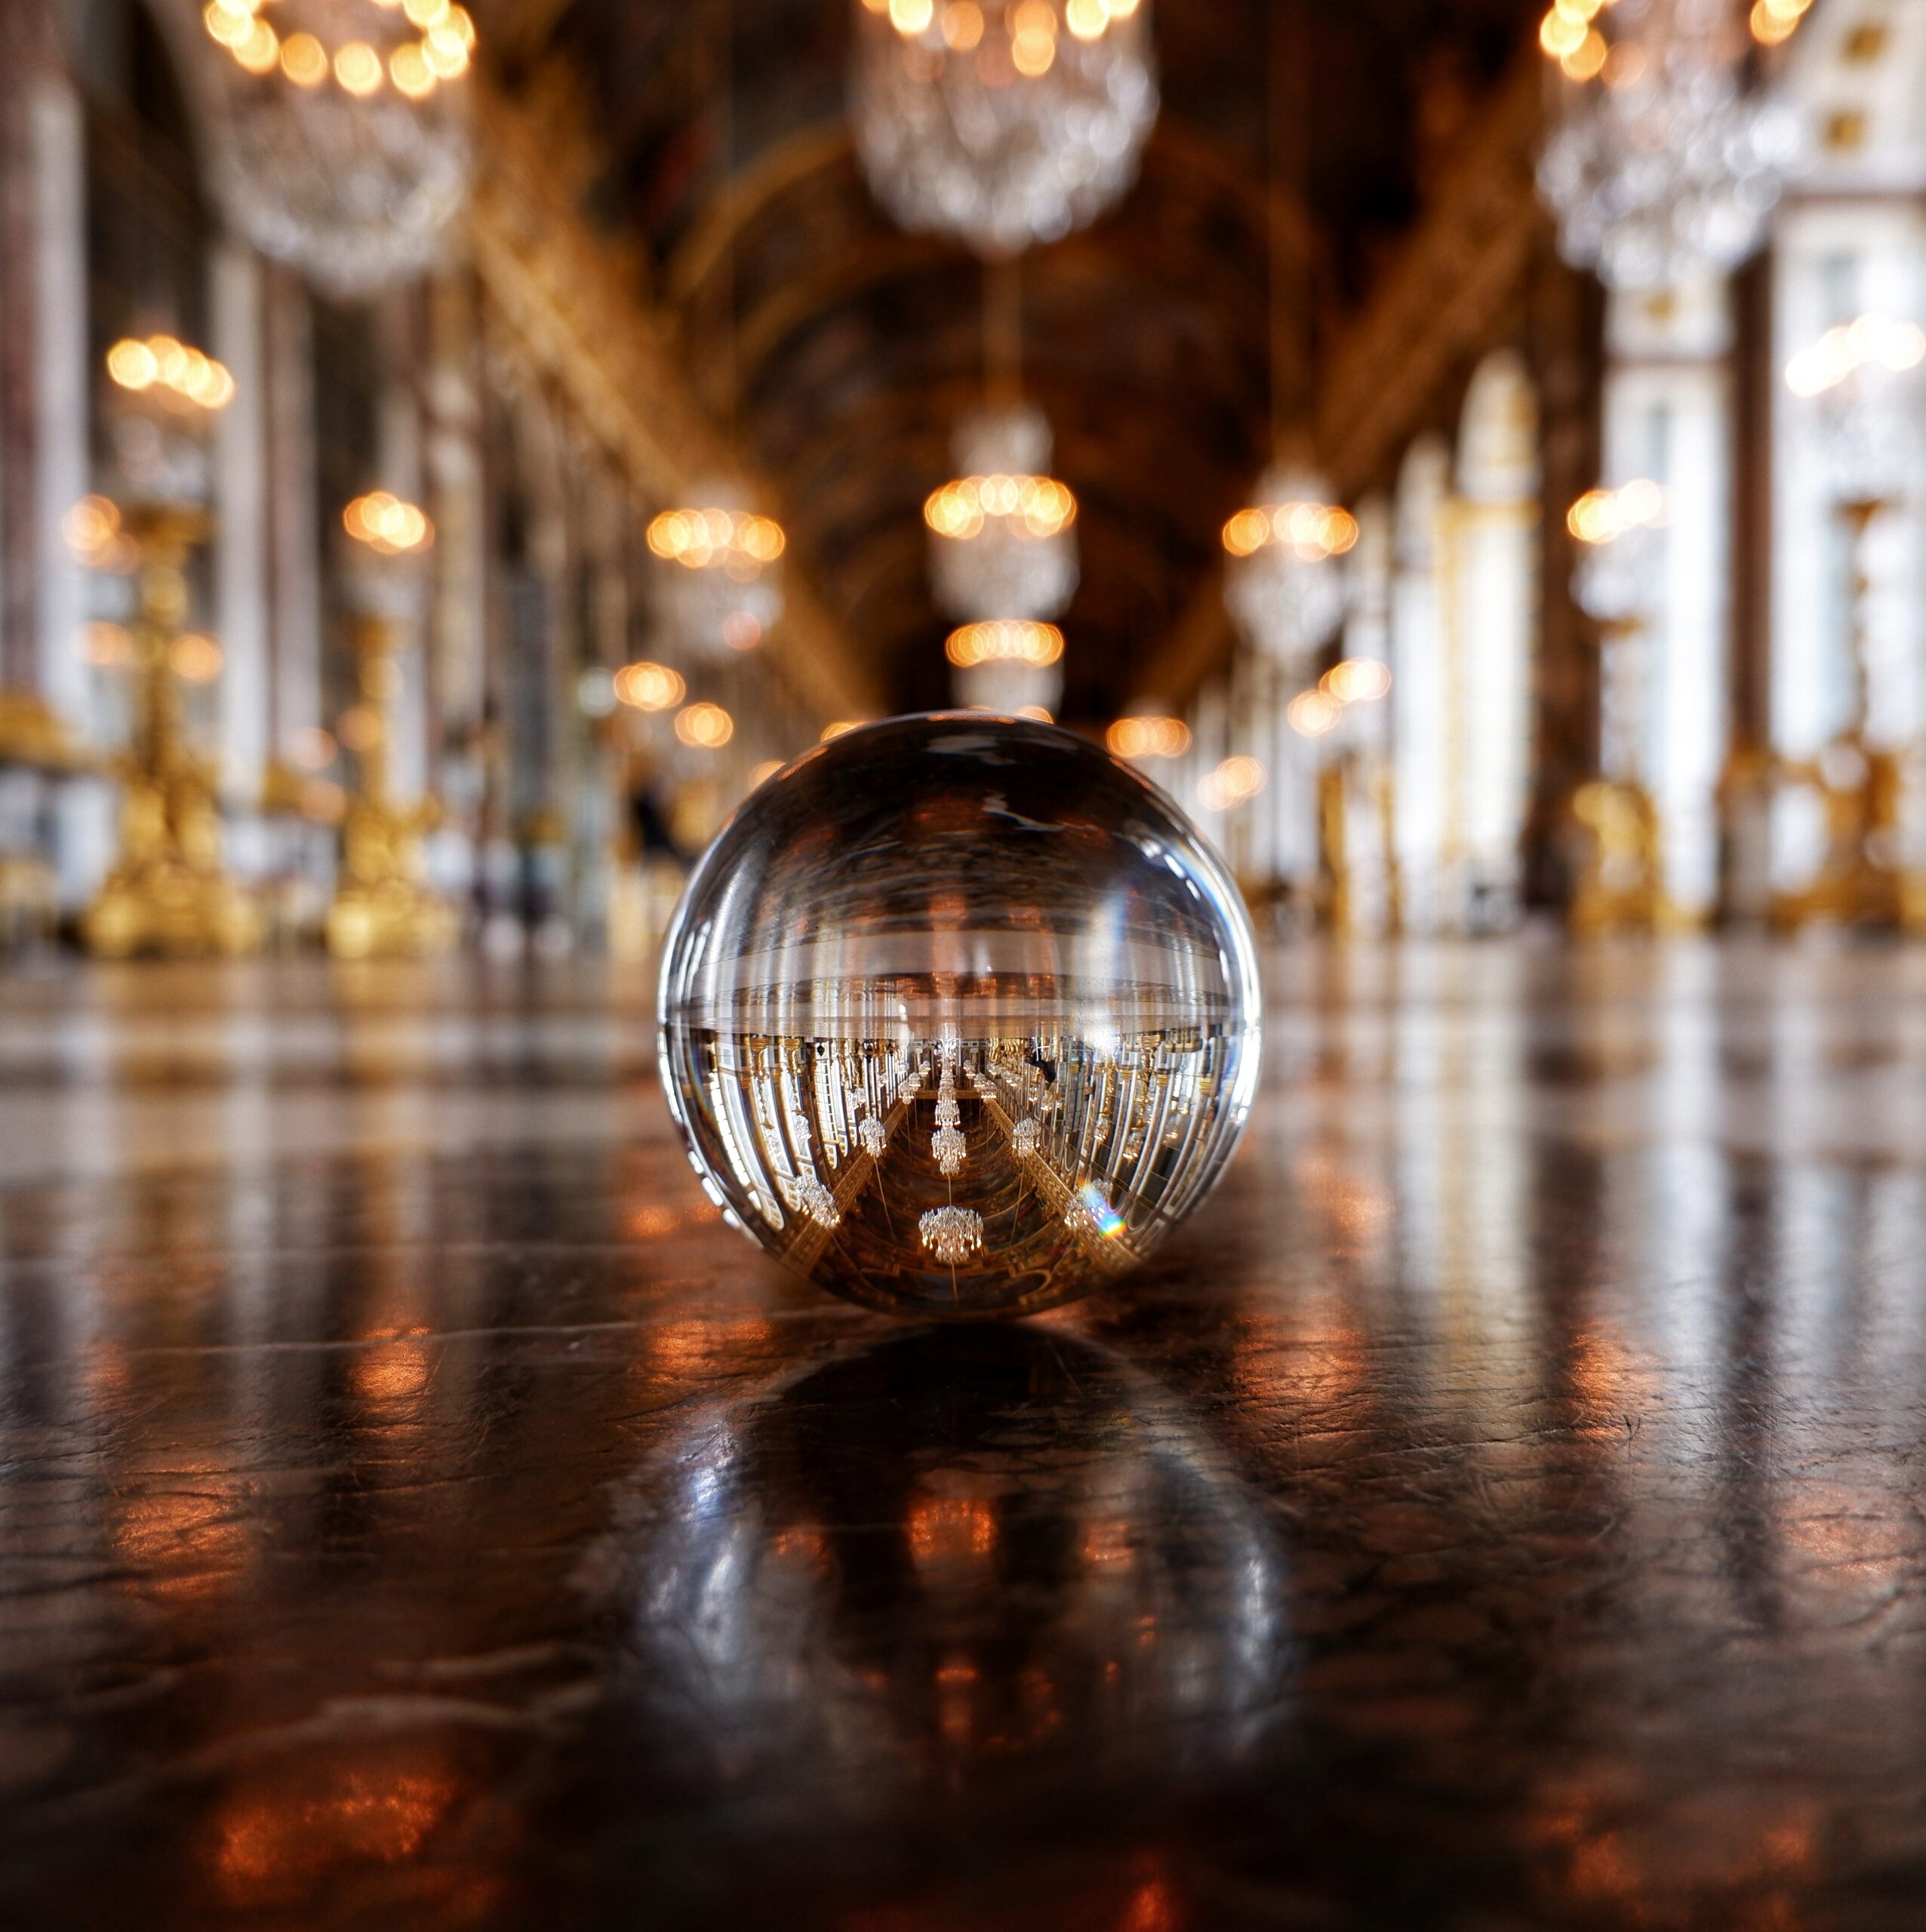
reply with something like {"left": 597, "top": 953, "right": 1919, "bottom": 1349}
{"left": 657, "top": 715, "right": 1262, "bottom": 1318}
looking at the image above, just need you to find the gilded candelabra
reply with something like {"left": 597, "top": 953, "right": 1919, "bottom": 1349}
{"left": 82, "top": 504, "right": 262, "bottom": 958}
{"left": 1769, "top": 497, "right": 1906, "bottom": 931}
{"left": 1565, "top": 485, "right": 1672, "bottom": 936}
{"left": 324, "top": 494, "right": 458, "bottom": 959}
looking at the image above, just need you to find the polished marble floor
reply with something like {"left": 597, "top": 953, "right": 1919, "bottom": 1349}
{"left": 6, "top": 939, "right": 1926, "bottom": 1929}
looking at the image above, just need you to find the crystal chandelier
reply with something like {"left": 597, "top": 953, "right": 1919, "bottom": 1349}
{"left": 927, "top": 403, "right": 1078, "bottom": 622}
{"left": 946, "top": 618, "right": 1064, "bottom": 715}
{"left": 647, "top": 499, "right": 786, "bottom": 663}
{"left": 1785, "top": 315, "right": 1926, "bottom": 509}
{"left": 1221, "top": 462, "right": 1358, "bottom": 666}
{"left": 196, "top": 0, "right": 476, "bottom": 297}
{"left": 1536, "top": 0, "right": 1803, "bottom": 292}
{"left": 850, "top": 0, "right": 1158, "bottom": 257}
{"left": 920, "top": 1204, "right": 985, "bottom": 1263}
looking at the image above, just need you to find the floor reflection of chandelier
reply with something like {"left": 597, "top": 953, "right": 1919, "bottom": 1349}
{"left": 195, "top": 0, "right": 475, "bottom": 296}
{"left": 1536, "top": 0, "right": 1801, "bottom": 291}
{"left": 850, "top": 0, "right": 1158, "bottom": 256}
{"left": 1222, "top": 462, "right": 1357, "bottom": 666}
{"left": 927, "top": 403, "right": 1078, "bottom": 622}
{"left": 647, "top": 500, "right": 786, "bottom": 663}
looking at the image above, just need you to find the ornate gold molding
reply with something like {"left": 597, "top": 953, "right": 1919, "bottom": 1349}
{"left": 466, "top": 80, "right": 884, "bottom": 724}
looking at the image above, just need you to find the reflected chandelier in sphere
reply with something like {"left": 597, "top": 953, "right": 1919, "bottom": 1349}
{"left": 657, "top": 715, "right": 1261, "bottom": 1318}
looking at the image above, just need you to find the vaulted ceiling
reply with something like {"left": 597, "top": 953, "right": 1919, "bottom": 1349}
{"left": 475, "top": 0, "right": 1543, "bottom": 723}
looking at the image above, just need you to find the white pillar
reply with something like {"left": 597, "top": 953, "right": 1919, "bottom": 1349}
{"left": 1452, "top": 351, "right": 1540, "bottom": 931}
{"left": 1392, "top": 436, "right": 1451, "bottom": 933}
{"left": 266, "top": 268, "right": 322, "bottom": 758}
{"left": 1604, "top": 275, "right": 1731, "bottom": 920}
{"left": 30, "top": 74, "right": 85, "bottom": 730}
{"left": 211, "top": 242, "right": 269, "bottom": 814}
{"left": 31, "top": 70, "right": 111, "bottom": 909}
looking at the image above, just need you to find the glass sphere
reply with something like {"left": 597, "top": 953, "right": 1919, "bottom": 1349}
{"left": 657, "top": 714, "right": 1262, "bottom": 1319}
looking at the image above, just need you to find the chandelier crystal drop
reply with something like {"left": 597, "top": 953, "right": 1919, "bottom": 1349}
{"left": 850, "top": 0, "right": 1158, "bottom": 257}
{"left": 1222, "top": 462, "right": 1358, "bottom": 666}
{"left": 197, "top": 0, "right": 477, "bottom": 297}
{"left": 927, "top": 403, "right": 1079, "bottom": 623}
{"left": 1536, "top": 0, "right": 1803, "bottom": 292}
{"left": 647, "top": 497, "right": 786, "bottom": 664}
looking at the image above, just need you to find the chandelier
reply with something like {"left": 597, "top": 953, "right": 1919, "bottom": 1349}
{"left": 103, "top": 333, "right": 237, "bottom": 507}
{"left": 850, "top": 0, "right": 1158, "bottom": 257}
{"left": 1222, "top": 462, "right": 1357, "bottom": 666}
{"left": 1786, "top": 315, "right": 1926, "bottom": 509}
{"left": 1536, "top": 0, "right": 1802, "bottom": 292}
{"left": 920, "top": 1204, "right": 984, "bottom": 1263}
{"left": 946, "top": 617, "right": 1064, "bottom": 715}
{"left": 647, "top": 500, "right": 786, "bottom": 663}
{"left": 197, "top": 0, "right": 475, "bottom": 297}
{"left": 927, "top": 403, "right": 1078, "bottom": 621}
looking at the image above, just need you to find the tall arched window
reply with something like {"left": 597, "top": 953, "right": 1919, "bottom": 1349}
{"left": 1768, "top": 10, "right": 1926, "bottom": 903}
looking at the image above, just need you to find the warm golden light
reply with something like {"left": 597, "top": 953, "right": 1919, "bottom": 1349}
{"left": 1568, "top": 478, "right": 1665, "bottom": 545}
{"left": 941, "top": 0, "right": 984, "bottom": 49}
{"left": 343, "top": 492, "right": 433, "bottom": 555}
{"left": 235, "top": 19, "right": 279, "bottom": 71}
{"left": 209, "top": 0, "right": 475, "bottom": 86}
{"left": 1011, "top": 0, "right": 1058, "bottom": 76}
{"left": 821, "top": 720, "right": 864, "bottom": 741}
{"left": 1065, "top": 0, "right": 1109, "bottom": 40}
{"left": 1288, "top": 690, "right": 1341, "bottom": 737}
{"left": 647, "top": 508, "right": 786, "bottom": 568}
{"left": 1014, "top": 703, "right": 1054, "bottom": 723}
{"left": 1223, "top": 497, "right": 1358, "bottom": 561}
{"left": 1106, "top": 714, "right": 1190, "bottom": 760}
{"left": 335, "top": 40, "right": 384, "bottom": 94}
{"left": 390, "top": 42, "right": 435, "bottom": 96}
{"left": 1785, "top": 315, "right": 1926, "bottom": 399}
{"left": 925, "top": 472, "right": 1076, "bottom": 541}
{"left": 675, "top": 701, "right": 734, "bottom": 749}
{"left": 281, "top": 32, "right": 329, "bottom": 85}
{"left": 749, "top": 758, "right": 786, "bottom": 788}
{"left": 890, "top": 0, "right": 934, "bottom": 33}
{"left": 1198, "top": 754, "right": 1266, "bottom": 811}
{"left": 944, "top": 620, "right": 1065, "bottom": 669}
{"left": 1751, "top": 0, "right": 1812, "bottom": 45}
{"left": 203, "top": 0, "right": 254, "bottom": 51}
{"left": 168, "top": 633, "right": 225, "bottom": 684}
{"left": 613, "top": 661, "right": 685, "bottom": 712}
{"left": 1322, "top": 658, "right": 1392, "bottom": 705}
{"left": 107, "top": 337, "right": 233, "bottom": 410}
{"left": 1561, "top": 27, "right": 1607, "bottom": 80}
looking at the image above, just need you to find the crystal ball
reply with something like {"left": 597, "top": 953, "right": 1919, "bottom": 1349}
{"left": 657, "top": 714, "right": 1262, "bottom": 1319}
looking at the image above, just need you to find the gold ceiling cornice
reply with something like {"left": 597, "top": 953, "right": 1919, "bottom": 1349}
{"left": 466, "top": 75, "right": 885, "bottom": 722}
{"left": 1315, "top": 51, "right": 1549, "bottom": 495}
{"left": 1135, "top": 51, "right": 1550, "bottom": 710}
